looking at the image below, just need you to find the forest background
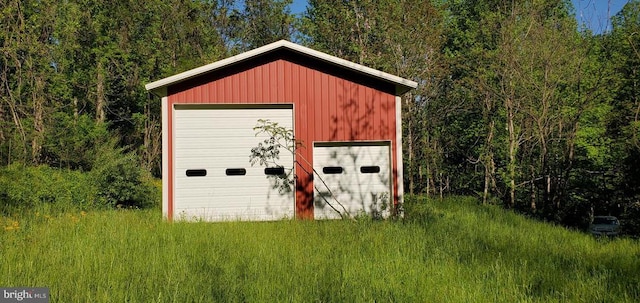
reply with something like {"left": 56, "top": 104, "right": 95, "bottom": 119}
{"left": 2, "top": 0, "right": 640, "bottom": 236}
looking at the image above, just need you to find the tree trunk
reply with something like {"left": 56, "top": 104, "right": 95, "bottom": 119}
{"left": 424, "top": 160, "right": 429, "bottom": 196}
{"left": 96, "top": 62, "right": 106, "bottom": 123}
{"left": 405, "top": 97, "right": 415, "bottom": 195}
{"left": 142, "top": 100, "right": 162, "bottom": 174}
{"left": 483, "top": 120, "right": 495, "bottom": 205}
{"left": 530, "top": 166, "right": 537, "bottom": 210}
{"left": 507, "top": 98, "right": 517, "bottom": 208}
{"left": 31, "top": 75, "right": 46, "bottom": 164}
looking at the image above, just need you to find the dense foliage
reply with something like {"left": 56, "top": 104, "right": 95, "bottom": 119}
{"left": 1, "top": 0, "right": 639, "bottom": 234}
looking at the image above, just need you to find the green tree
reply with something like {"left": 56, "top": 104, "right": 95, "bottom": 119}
{"left": 0, "top": 0, "right": 59, "bottom": 165}
{"left": 226, "top": 0, "right": 295, "bottom": 52}
{"left": 603, "top": 0, "right": 640, "bottom": 233}
{"left": 301, "top": 0, "right": 448, "bottom": 196}
{"left": 443, "top": 0, "right": 612, "bottom": 219}
{"left": 49, "top": 0, "right": 229, "bottom": 174}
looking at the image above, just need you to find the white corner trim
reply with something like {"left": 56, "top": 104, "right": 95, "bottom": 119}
{"left": 162, "top": 96, "right": 169, "bottom": 220}
{"left": 395, "top": 96, "right": 404, "bottom": 209}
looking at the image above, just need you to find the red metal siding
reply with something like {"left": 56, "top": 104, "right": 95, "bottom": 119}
{"left": 168, "top": 59, "right": 398, "bottom": 219}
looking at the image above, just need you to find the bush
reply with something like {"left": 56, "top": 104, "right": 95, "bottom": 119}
{"left": 89, "top": 140, "right": 156, "bottom": 209}
{"left": 0, "top": 163, "right": 97, "bottom": 214}
{"left": 0, "top": 140, "right": 159, "bottom": 214}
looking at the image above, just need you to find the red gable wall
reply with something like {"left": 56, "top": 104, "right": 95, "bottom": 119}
{"left": 167, "top": 58, "right": 399, "bottom": 219}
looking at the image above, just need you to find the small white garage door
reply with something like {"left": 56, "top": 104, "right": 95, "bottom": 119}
{"left": 313, "top": 143, "right": 392, "bottom": 219}
{"left": 173, "top": 105, "right": 294, "bottom": 221}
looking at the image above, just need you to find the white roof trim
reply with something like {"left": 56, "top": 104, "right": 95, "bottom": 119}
{"left": 145, "top": 40, "right": 417, "bottom": 96}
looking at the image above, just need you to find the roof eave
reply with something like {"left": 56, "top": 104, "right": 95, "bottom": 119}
{"left": 145, "top": 40, "right": 418, "bottom": 97}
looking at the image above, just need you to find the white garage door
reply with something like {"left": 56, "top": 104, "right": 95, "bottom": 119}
{"left": 173, "top": 105, "right": 294, "bottom": 221}
{"left": 313, "top": 143, "right": 392, "bottom": 219}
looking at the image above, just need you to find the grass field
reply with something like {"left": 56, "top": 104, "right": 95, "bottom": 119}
{"left": 1, "top": 196, "right": 638, "bottom": 302}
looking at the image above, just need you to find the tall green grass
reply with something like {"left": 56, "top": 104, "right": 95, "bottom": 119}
{"left": 1, "top": 196, "right": 638, "bottom": 302}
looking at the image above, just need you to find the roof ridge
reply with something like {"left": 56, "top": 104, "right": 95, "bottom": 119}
{"left": 145, "top": 40, "right": 417, "bottom": 96}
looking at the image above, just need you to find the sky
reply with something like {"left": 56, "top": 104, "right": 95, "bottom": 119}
{"left": 288, "top": 0, "right": 631, "bottom": 35}
{"left": 573, "top": 0, "right": 630, "bottom": 33}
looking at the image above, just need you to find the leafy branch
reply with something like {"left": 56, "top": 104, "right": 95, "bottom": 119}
{"left": 250, "top": 119, "right": 354, "bottom": 219}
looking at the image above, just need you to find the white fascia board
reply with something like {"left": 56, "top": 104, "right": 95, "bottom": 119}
{"left": 281, "top": 41, "right": 418, "bottom": 92}
{"left": 144, "top": 41, "right": 285, "bottom": 94}
{"left": 145, "top": 40, "right": 418, "bottom": 96}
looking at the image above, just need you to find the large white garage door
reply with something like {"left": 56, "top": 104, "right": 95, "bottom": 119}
{"left": 173, "top": 105, "right": 294, "bottom": 221}
{"left": 313, "top": 143, "right": 392, "bottom": 219}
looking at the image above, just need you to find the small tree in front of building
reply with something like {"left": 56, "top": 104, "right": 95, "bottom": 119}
{"left": 250, "top": 119, "right": 353, "bottom": 219}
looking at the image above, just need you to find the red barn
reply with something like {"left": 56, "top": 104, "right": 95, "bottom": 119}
{"left": 145, "top": 40, "right": 416, "bottom": 221}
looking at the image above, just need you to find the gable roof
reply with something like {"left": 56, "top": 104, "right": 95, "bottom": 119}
{"left": 145, "top": 40, "right": 418, "bottom": 97}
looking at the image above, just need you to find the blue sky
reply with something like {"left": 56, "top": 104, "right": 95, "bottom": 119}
{"left": 288, "top": 0, "right": 631, "bottom": 35}
{"left": 573, "top": 0, "right": 630, "bottom": 33}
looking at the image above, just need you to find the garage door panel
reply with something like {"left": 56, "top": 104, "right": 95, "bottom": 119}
{"left": 174, "top": 137, "right": 271, "bottom": 149}
{"left": 175, "top": 166, "right": 287, "bottom": 177}
{"left": 175, "top": 151, "right": 263, "bottom": 161}
{"left": 176, "top": 124, "right": 292, "bottom": 135}
{"left": 175, "top": 193, "right": 289, "bottom": 207}
{"left": 177, "top": 196, "right": 289, "bottom": 208}
{"left": 314, "top": 146, "right": 388, "bottom": 161}
{"left": 175, "top": 117, "right": 292, "bottom": 129}
{"left": 176, "top": 200, "right": 289, "bottom": 211}
{"left": 175, "top": 176, "right": 287, "bottom": 190}
{"left": 176, "top": 109, "right": 292, "bottom": 119}
{"left": 175, "top": 159, "right": 260, "bottom": 169}
{"left": 319, "top": 182, "right": 389, "bottom": 192}
{"left": 174, "top": 106, "right": 294, "bottom": 221}
{"left": 176, "top": 197, "right": 291, "bottom": 212}
{"left": 313, "top": 144, "right": 391, "bottom": 220}
{"left": 175, "top": 189, "right": 287, "bottom": 200}
{"left": 175, "top": 160, "right": 252, "bottom": 168}
{"left": 175, "top": 129, "right": 266, "bottom": 139}
{"left": 174, "top": 184, "right": 286, "bottom": 194}
{"left": 176, "top": 120, "right": 292, "bottom": 131}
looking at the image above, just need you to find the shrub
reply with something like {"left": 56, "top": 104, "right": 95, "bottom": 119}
{"left": 89, "top": 139, "right": 155, "bottom": 209}
{"left": 0, "top": 133, "right": 159, "bottom": 214}
{"left": 0, "top": 163, "right": 97, "bottom": 214}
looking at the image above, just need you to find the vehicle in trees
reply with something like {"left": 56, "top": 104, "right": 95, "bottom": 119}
{"left": 589, "top": 216, "right": 621, "bottom": 237}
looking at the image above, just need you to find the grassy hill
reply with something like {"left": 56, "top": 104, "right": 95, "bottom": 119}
{"left": 1, "top": 196, "right": 638, "bottom": 302}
